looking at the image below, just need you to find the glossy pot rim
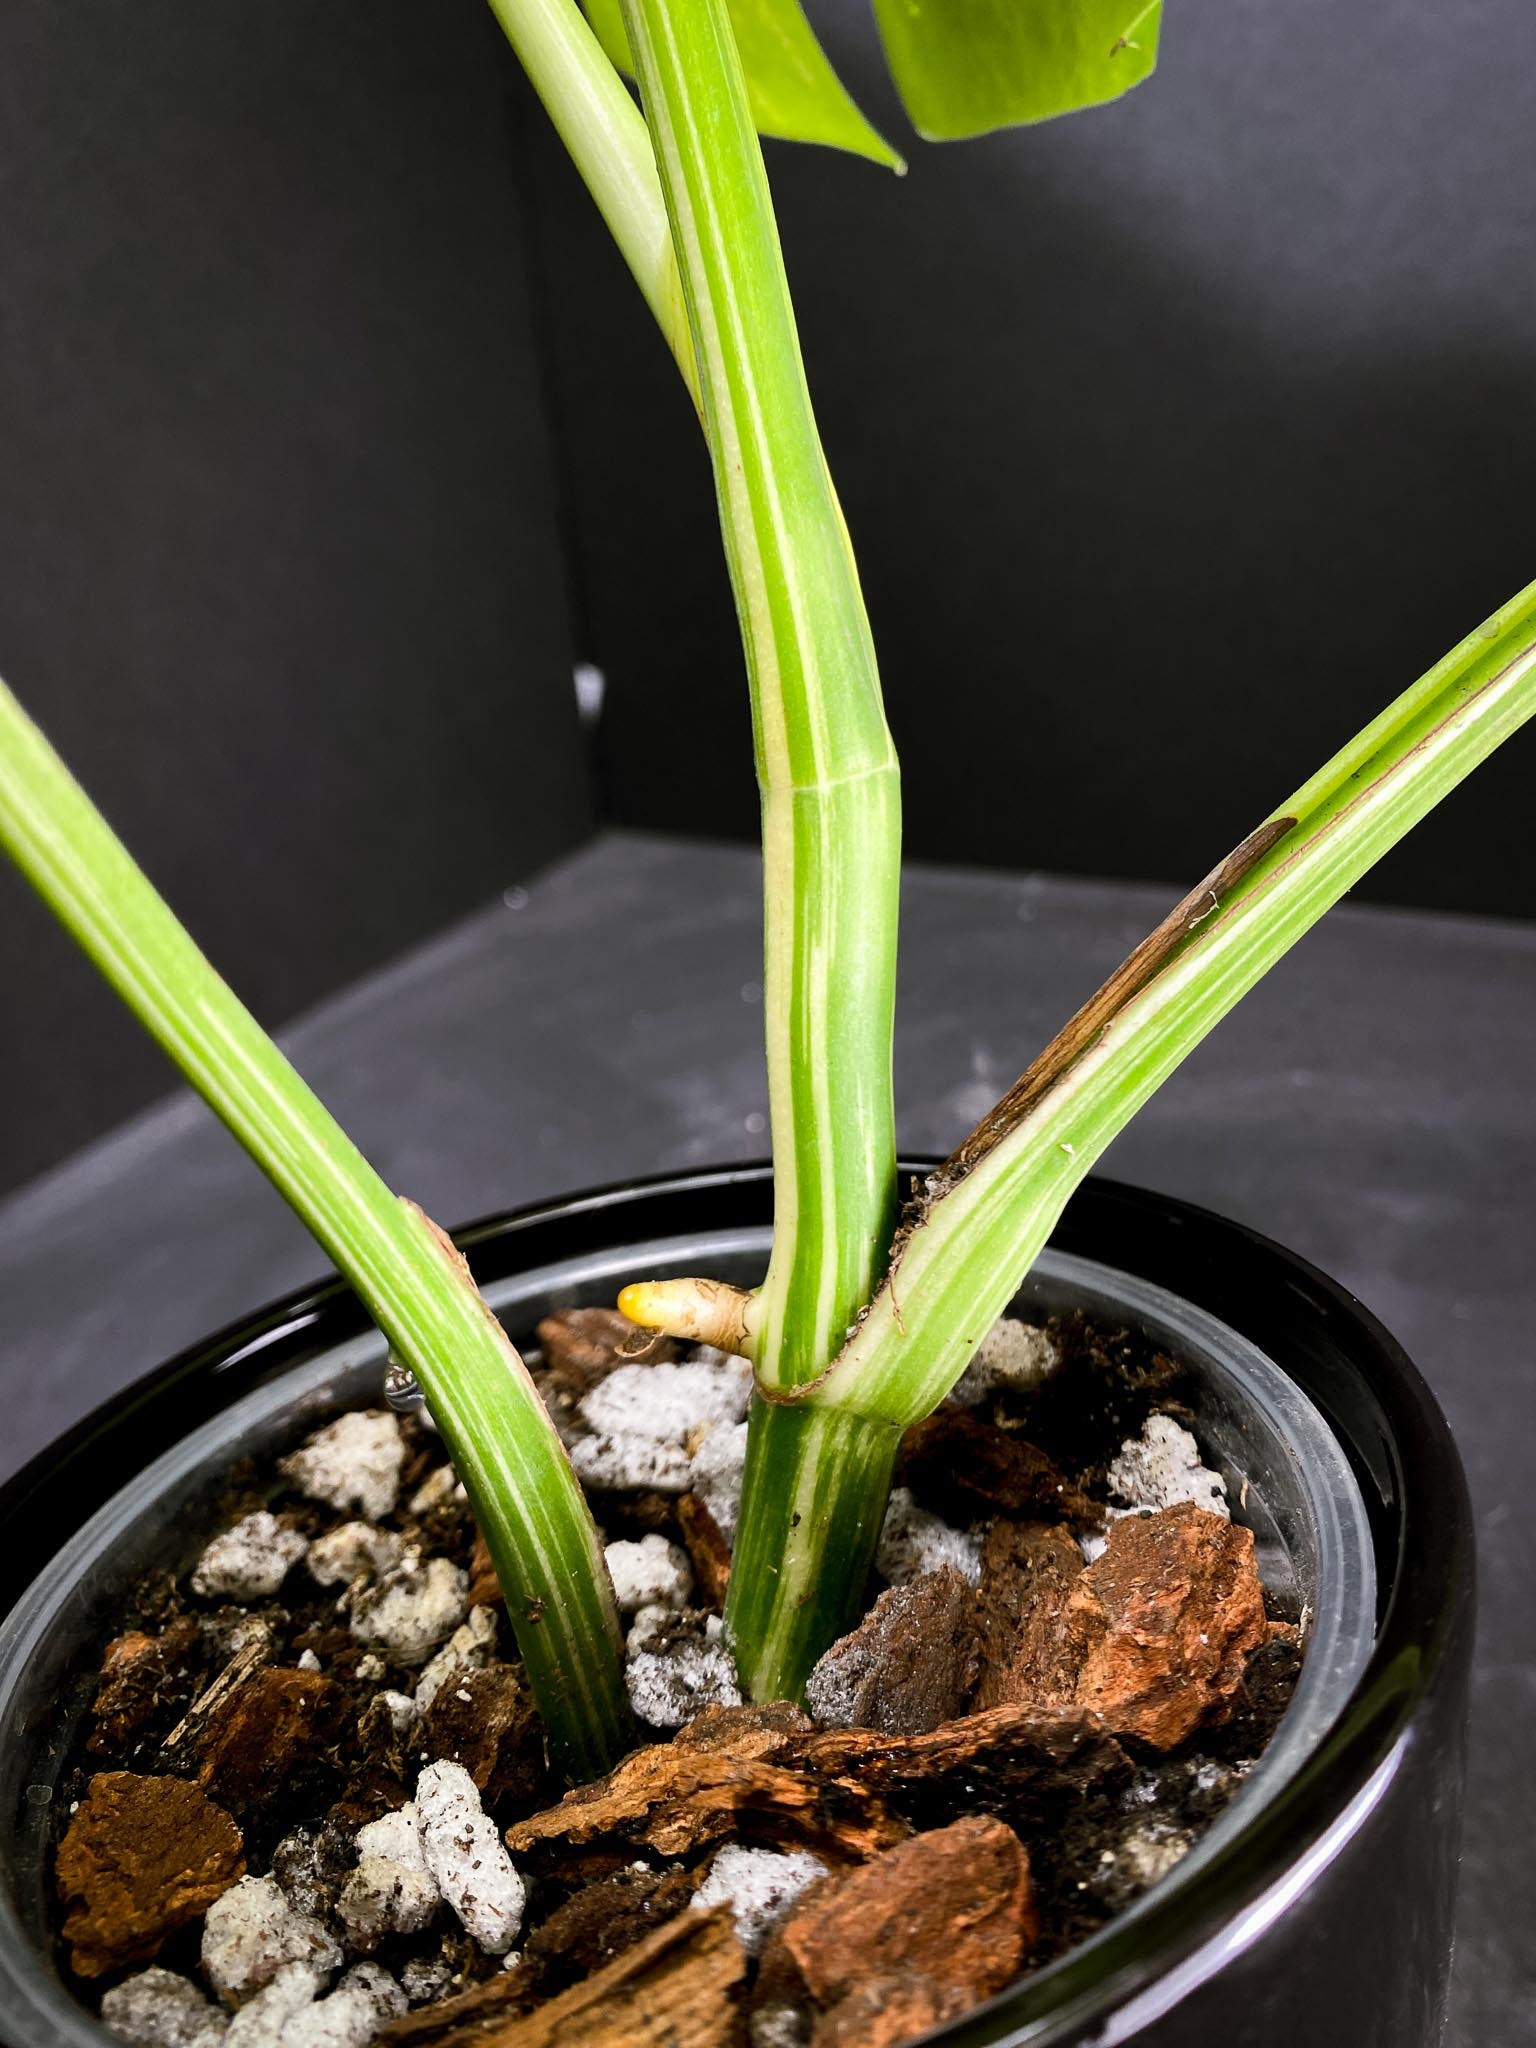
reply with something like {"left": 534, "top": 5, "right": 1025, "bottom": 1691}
{"left": 0, "top": 1167, "right": 1473, "bottom": 2047}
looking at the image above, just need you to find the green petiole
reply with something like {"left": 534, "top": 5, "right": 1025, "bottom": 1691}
{"left": 612, "top": 0, "right": 905, "bottom": 1691}
{"left": 812, "top": 579, "right": 1536, "bottom": 1435}
{"left": 0, "top": 674, "right": 632, "bottom": 1780}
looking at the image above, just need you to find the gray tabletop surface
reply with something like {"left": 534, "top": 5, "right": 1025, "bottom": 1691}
{"left": 1, "top": 829, "right": 1531, "bottom": 2042}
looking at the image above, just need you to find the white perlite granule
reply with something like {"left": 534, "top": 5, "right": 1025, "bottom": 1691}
{"left": 356, "top": 1808, "right": 426, "bottom": 1867}
{"left": 206, "top": 1612, "right": 276, "bottom": 1662}
{"left": 99, "top": 1967, "right": 229, "bottom": 2048}
{"left": 1107, "top": 1413, "right": 1229, "bottom": 1519}
{"left": 288, "top": 1964, "right": 407, "bottom": 2048}
{"left": 690, "top": 1421, "right": 748, "bottom": 1540}
{"left": 373, "top": 1690, "right": 418, "bottom": 1735}
{"left": 580, "top": 1358, "right": 753, "bottom": 1440}
{"left": 201, "top": 1877, "right": 341, "bottom": 2008}
{"left": 626, "top": 1603, "right": 678, "bottom": 1655}
{"left": 1192, "top": 1758, "right": 1239, "bottom": 1795}
{"left": 604, "top": 1534, "right": 694, "bottom": 1614}
{"left": 307, "top": 1523, "right": 404, "bottom": 1589}
{"left": 625, "top": 1609, "right": 742, "bottom": 1727}
{"left": 222, "top": 1963, "right": 405, "bottom": 2048}
{"left": 949, "top": 1316, "right": 1061, "bottom": 1408}
{"left": 221, "top": 1966, "right": 325, "bottom": 2048}
{"left": 269, "top": 1831, "right": 330, "bottom": 1922}
{"left": 1113, "top": 1823, "right": 1194, "bottom": 1890}
{"left": 568, "top": 1432, "right": 694, "bottom": 1493}
{"left": 414, "top": 1605, "right": 498, "bottom": 1713}
{"left": 397, "top": 1956, "right": 455, "bottom": 2005}
{"left": 570, "top": 1357, "right": 753, "bottom": 1497}
{"left": 191, "top": 1514, "right": 309, "bottom": 1602}
{"left": 749, "top": 2007, "right": 812, "bottom": 2048}
{"left": 349, "top": 1553, "right": 469, "bottom": 1665}
{"left": 408, "top": 1463, "right": 464, "bottom": 1517}
{"left": 338, "top": 1806, "right": 440, "bottom": 1947}
{"left": 280, "top": 1411, "right": 407, "bottom": 1522}
{"left": 690, "top": 1845, "right": 827, "bottom": 1955}
{"left": 415, "top": 1762, "right": 525, "bottom": 1953}
{"left": 874, "top": 1488, "right": 983, "bottom": 1588}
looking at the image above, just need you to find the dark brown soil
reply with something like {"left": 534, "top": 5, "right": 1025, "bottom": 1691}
{"left": 46, "top": 1306, "right": 1301, "bottom": 2048}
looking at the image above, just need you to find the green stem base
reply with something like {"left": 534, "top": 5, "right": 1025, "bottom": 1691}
{"left": 725, "top": 1397, "right": 902, "bottom": 1703}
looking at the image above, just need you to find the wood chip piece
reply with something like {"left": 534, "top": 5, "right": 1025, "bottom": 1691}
{"left": 898, "top": 1411, "right": 1094, "bottom": 1522}
{"left": 160, "top": 1620, "right": 277, "bottom": 1756}
{"left": 781, "top": 1701, "right": 1130, "bottom": 1828}
{"left": 505, "top": 1742, "right": 907, "bottom": 1866}
{"left": 804, "top": 1567, "right": 983, "bottom": 1736}
{"left": 810, "top": 1974, "right": 974, "bottom": 2048}
{"left": 467, "top": 1529, "right": 505, "bottom": 1611}
{"left": 677, "top": 1493, "right": 732, "bottom": 1609}
{"left": 975, "top": 1519, "right": 1086, "bottom": 1711}
{"left": 88, "top": 1617, "right": 202, "bottom": 1753}
{"left": 783, "top": 1816, "right": 1036, "bottom": 2008}
{"left": 371, "top": 1966, "right": 534, "bottom": 2047}
{"left": 56, "top": 1772, "right": 245, "bottom": 1977}
{"left": 1067, "top": 1502, "right": 1269, "bottom": 1748}
{"left": 523, "top": 1864, "right": 699, "bottom": 1990}
{"left": 673, "top": 1701, "right": 812, "bottom": 1762}
{"left": 377, "top": 1904, "right": 744, "bottom": 2048}
{"left": 195, "top": 1665, "right": 349, "bottom": 1811}
{"left": 420, "top": 1663, "right": 547, "bottom": 1812}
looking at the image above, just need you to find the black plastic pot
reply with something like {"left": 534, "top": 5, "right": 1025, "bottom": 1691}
{"left": 0, "top": 1169, "right": 1472, "bottom": 2048}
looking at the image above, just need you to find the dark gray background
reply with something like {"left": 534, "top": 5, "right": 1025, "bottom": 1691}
{"left": 2, "top": 9, "right": 1535, "bottom": 1161}
{"left": 0, "top": 2, "right": 589, "bottom": 1192}
{"left": 528, "top": 0, "right": 1536, "bottom": 914}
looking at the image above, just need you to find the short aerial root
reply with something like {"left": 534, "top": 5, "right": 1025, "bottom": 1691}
{"left": 617, "top": 1277, "right": 757, "bottom": 1357}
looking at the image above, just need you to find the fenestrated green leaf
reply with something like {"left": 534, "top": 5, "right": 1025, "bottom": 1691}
{"left": 584, "top": 0, "right": 903, "bottom": 168}
{"left": 871, "top": 0, "right": 1161, "bottom": 140}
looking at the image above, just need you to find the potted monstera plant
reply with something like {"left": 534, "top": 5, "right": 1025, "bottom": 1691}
{"left": 0, "top": 3, "right": 1523, "bottom": 2044}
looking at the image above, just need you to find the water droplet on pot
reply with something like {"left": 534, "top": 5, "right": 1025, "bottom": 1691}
{"left": 384, "top": 1359, "right": 426, "bottom": 1415}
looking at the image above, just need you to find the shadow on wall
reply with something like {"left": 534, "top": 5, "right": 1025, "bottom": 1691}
{"left": 518, "top": 0, "right": 1536, "bottom": 919}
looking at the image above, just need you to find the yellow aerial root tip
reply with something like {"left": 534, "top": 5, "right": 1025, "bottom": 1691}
{"left": 617, "top": 1277, "right": 756, "bottom": 1358}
